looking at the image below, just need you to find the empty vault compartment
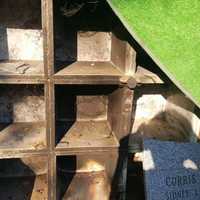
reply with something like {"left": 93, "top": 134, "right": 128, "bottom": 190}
{"left": 54, "top": 32, "right": 135, "bottom": 77}
{"left": 0, "top": 85, "right": 46, "bottom": 152}
{"left": 0, "top": 0, "right": 44, "bottom": 77}
{"left": 55, "top": 85, "right": 133, "bottom": 150}
{"left": 0, "top": 156, "right": 48, "bottom": 199}
{"left": 53, "top": 0, "right": 135, "bottom": 82}
{"left": 56, "top": 153, "right": 122, "bottom": 200}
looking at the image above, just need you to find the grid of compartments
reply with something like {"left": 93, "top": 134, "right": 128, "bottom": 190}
{"left": 0, "top": 0, "right": 48, "bottom": 199}
{"left": 0, "top": 0, "right": 137, "bottom": 199}
{"left": 53, "top": 1, "right": 135, "bottom": 199}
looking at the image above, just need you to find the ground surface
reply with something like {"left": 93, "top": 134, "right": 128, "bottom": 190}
{"left": 108, "top": 0, "right": 200, "bottom": 107}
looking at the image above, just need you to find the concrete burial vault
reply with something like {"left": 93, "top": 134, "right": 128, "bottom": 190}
{"left": 0, "top": 0, "right": 199, "bottom": 200}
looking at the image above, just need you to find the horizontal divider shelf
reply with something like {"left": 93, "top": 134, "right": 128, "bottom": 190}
{"left": 53, "top": 61, "right": 123, "bottom": 84}
{"left": 0, "top": 60, "right": 45, "bottom": 84}
{"left": 55, "top": 147, "right": 120, "bottom": 156}
{"left": 56, "top": 121, "right": 119, "bottom": 151}
{"left": 0, "top": 122, "right": 46, "bottom": 155}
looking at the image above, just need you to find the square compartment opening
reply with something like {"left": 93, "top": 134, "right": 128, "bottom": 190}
{"left": 56, "top": 154, "right": 118, "bottom": 200}
{"left": 0, "top": 84, "right": 46, "bottom": 152}
{"left": 55, "top": 85, "right": 132, "bottom": 150}
{"left": 53, "top": 0, "right": 135, "bottom": 80}
{"left": 0, "top": 0, "right": 44, "bottom": 77}
{"left": 0, "top": 156, "right": 48, "bottom": 199}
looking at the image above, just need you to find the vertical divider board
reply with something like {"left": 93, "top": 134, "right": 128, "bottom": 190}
{"left": 49, "top": 80, "right": 57, "bottom": 200}
{"left": 42, "top": 0, "right": 51, "bottom": 198}
{"left": 42, "top": 0, "right": 56, "bottom": 199}
{"left": 42, "top": 0, "right": 48, "bottom": 78}
{"left": 45, "top": 80, "right": 54, "bottom": 200}
{"left": 42, "top": 0, "right": 55, "bottom": 77}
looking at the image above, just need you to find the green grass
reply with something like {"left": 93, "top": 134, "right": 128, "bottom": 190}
{"left": 109, "top": 0, "right": 200, "bottom": 107}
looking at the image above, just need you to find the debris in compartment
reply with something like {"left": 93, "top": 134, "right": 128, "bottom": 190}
{"left": 60, "top": 0, "right": 100, "bottom": 17}
{"left": 15, "top": 63, "right": 30, "bottom": 74}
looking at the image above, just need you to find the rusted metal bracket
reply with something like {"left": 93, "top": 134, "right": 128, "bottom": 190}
{"left": 120, "top": 76, "right": 137, "bottom": 89}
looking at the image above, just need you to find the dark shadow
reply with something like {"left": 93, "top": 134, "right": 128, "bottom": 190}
{"left": 0, "top": 158, "right": 36, "bottom": 200}
{"left": 0, "top": 85, "right": 14, "bottom": 135}
{"left": 57, "top": 156, "right": 77, "bottom": 199}
{"left": 55, "top": 85, "right": 77, "bottom": 145}
{"left": 56, "top": 121, "right": 76, "bottom": 146}
{"left": 110, "top": 135, "right": 144, "bottom": 200}
{"left": 0, "top": 0, "right": 42, "bottom": 29}
{"left": 194, "top": 106, "right": 200, "bottom": 116}
{"left": 195, "top": 106, "right": 200, "bottom": 142}
{"left": 126, "top": 155, "right": 145, "bottom": 200}
{"left": 54, "top": 0, "right": 78, "bottom": 73}
{"left": 0, "top": 123, "right": 12, "bottom": 132}
{"left": 0, "top": 27, "right": 9, "bottom": 60}
{"left": 53, "top": 2, "right": 77, "bottom": 73}
{"left": 110, "top": 136, "right": 129, "bottom": 200}
{"left": 110, "top": 132, "right": 145, "bottom": 200}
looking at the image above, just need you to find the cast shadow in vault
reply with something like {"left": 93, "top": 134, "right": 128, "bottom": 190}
{"left": 0, "top": 158, "right": 36, "bottom": 200}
